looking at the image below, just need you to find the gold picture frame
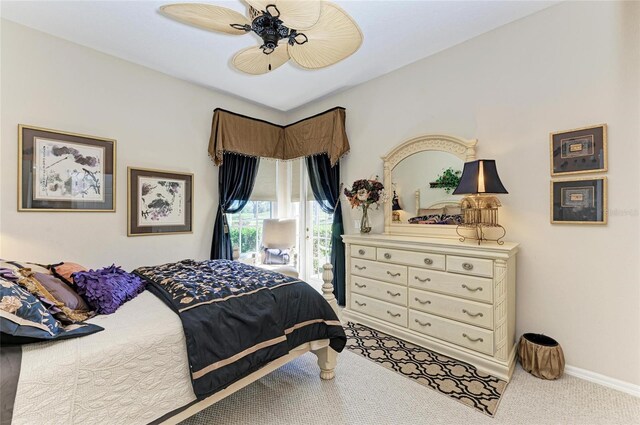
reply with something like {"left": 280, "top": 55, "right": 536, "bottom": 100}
{"left": 549, "top": 124, "right": 607, "bottom": 176}
{"left": 18, "top": 124, "right": 117, "bottom": 212}
{"left": 127, "top": 167, "right": 194, "bottom": 236}
{"left": 550, "top": 176, "right": 607, "bottom": 225}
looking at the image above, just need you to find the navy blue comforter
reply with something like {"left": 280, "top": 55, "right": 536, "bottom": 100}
{"left": 134, "top": 259, "right": 345, "bottom": 399}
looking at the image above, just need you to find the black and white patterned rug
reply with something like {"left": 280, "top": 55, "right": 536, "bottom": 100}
{"left": 344, "top": 322, "right": 507, "bottom": 416}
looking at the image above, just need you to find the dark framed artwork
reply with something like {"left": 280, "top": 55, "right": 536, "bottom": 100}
{"left": 550, "top": 124, "right": 607, "bottom": 176}
{"left": 18, "top": 124, "right": 116, "bottom": 212}
{"left": 550, "top": 177, "right": 607, "bottom": 224}
{"left": 128, "top": 167, "right": 193, "bottom": 236}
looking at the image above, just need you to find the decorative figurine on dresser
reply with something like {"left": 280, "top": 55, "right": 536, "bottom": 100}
{"left": 342, "top": 134, "right": 519, "bottom": 381}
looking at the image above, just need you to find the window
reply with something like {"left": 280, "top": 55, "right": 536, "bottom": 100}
{"left": 229, "top": 159, "right": 278, "bottom": 256}
{"left": 308, "top": 201, "right": 332, "bottom": 281}
{"left": 228, "top": 200, "right": 275, "bottom": 255}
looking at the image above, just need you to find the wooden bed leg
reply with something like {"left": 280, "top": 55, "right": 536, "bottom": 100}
{"left": 313, "top": 263, "right": 339, "bottom": 380}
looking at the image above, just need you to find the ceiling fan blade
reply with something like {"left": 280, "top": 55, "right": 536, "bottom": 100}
{"left": 245, "top": 0, "right": 321, "bottom": 30}
{"left": 288, "top": 3, "right": 362, "bottom": 69}
{"left": 160, "top": 3, "right": 251, "bottom": 35}
{"left": 232, "top": 45, "right": 290, "bottom": 75}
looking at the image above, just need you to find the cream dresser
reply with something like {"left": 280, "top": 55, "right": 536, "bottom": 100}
{"left": 342, "top": 233, "right": 518, "bottom": 381}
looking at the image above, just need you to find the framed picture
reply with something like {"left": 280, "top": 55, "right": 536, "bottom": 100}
{"left": 18, "top": 125, "right": 116, "bottom": 212}
{"left": 550, "top": 177, "right": 607, "bottom": 224}
{"left": 128, "top": 167, "right": 193, "bottom": 236}
{"left": 550, "top": 124, "right": 607, "bottom": 176}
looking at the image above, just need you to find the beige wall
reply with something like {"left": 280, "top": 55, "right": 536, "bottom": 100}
{"left": 289, "top": 2, "right": 640, "bottom": 385}
{"left": 0, "top": 20, "right": 284, "bottom": 270}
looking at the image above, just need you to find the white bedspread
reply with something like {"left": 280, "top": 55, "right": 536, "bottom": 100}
{"left": 12, "top": 292, "right": 196, "bottom": 425}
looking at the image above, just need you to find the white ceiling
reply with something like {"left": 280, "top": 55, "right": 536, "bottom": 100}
{"left": 1, "top": 0, "right": 557, "bottom": 112}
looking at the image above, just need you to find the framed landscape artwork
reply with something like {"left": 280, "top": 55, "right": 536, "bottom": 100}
{"left": 18, "top": 125, "right": 116, "bottom": 211}
{"left": 128, "top": 167, "right": 193, "bottom": 236}
{"left": 550, "top": 177, "right": 607, "bottom": 224}
{"left": 550, "top": 124, "right": 607, "bottom": 176}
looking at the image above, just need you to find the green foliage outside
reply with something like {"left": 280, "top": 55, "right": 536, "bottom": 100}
{"left": 433, "top": 167, "right": 462, "bottom": 194}
{"left": 312, "top": 223, "right": 332, "bottom": 275}
{"left": 230, "top": 226, "right": 260, "bottom": 255}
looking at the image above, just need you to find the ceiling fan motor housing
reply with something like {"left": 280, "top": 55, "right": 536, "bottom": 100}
{"left": 251, "top": 7, "right": 291, "bottom": 53}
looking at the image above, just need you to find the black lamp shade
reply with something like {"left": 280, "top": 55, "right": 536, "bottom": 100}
{"left": 392, "top": 191, "right": 402, "bottom": 211}
{"left": 452, "top": 160, "right": 508, "bottom": 195}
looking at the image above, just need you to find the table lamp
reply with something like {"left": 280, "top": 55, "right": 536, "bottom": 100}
{"left": 452, "top": 159, "right": 508, "bottom": 244}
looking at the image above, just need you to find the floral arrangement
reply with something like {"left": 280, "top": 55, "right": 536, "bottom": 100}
{"left": 343, "top": 177, "right": 386, "bottom": 209}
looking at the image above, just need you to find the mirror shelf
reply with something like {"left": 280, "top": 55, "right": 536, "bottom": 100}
{"left": 381, "top": 134, "right": 477, "bottom": 238}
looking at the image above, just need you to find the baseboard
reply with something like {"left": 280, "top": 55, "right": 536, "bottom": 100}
{"left": 564, "top": 365, "right": 640, "bottom": 398}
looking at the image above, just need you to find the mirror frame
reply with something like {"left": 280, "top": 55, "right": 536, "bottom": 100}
{"left": 382, "top": 134, "right": 477, "bottom": 238}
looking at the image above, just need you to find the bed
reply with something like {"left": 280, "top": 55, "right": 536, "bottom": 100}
{"left": 2, "top": 260, "right": 344, "bottom": 425}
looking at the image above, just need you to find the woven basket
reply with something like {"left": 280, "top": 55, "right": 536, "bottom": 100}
{"left": 518, "top": 333, "right": 565, "bottom": 380}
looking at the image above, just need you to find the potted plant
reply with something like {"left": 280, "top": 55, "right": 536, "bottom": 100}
{"left": 430, "top": 167, "right": 462, "bottom": 194}
{"left": 344, "top": 177, "right": 386, "bottom": 233}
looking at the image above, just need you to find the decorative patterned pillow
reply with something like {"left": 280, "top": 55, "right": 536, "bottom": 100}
{"left": 16, "top": 270, "right": 94, "bottom": 323}
{"left": 408, "top": 214, "right": 442, "bottom": 224}
{"left": 73, "top": 265, "right": 145, "bottom": 315}
{"left": 50, "top": 262, "right": 87, "bottom": 286}
{"left": 261, "top": 248, "right": 291, "bottom": 265}
{"left": 0, "top": 276, "right": 103, "bottom": 345}
{"left": 440, "top": 214, "right": 464, "bottom": 225}
{"left": 408, "top": 214, "right": 463, "bottom": 225}
{"left": 0, "top": 260, "right": 51, "bottom": 276}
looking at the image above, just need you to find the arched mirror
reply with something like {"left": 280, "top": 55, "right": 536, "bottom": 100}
{"left": 382, "top": 134, "right": 477, "bottom": 238}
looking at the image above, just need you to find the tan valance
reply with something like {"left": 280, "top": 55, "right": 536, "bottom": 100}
{"left": 208, "top": 107, "right": 350, "bottom": 167}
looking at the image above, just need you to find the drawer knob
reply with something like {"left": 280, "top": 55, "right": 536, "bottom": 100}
{"left": 387, "top": 271, "right": 401, "bottom": 277}
{"left": 384, "top": 253, "right": 392, "bottom": 259}
{"left": 387, "top": 310, "right": 401, "bottom": 318}
{"left": 354, "top": 283, "right": 367, "bottom": 289}
{"left": 462, "top": 262, "right": 474, "bottom": 271}
{"left": 424, "top": 258, "right": 433, "bottom": 265}
{"left": 462, "top": 333, "right": 483, "bottom": 343}
{"left": 414, "top": 276, "right": 431, "bottom": 283}
{"left": 386, "top": 290, "right": 401, "bottom": 297}
{"left": 354, "top": 301, "right": 367, "bottom": 307}
{"left": 358, "top": 249, "right": 365, "bottom": 255}
{"left": 414, "top": 319, "right": 431, "bottom": 327}
{"left": 461, "top": 284, "right": 483, "bottom": 292}
{"left": 462, "top": 309, "right": 484, "bottom": 318}
{"left": 414, "top": 297, "right": 431, "bottom": 305}
{"left": 355, "top": 265, "right": 367, "bottom": 270}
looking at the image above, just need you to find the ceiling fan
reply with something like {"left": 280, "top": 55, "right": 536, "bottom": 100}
{"left": 159, "top": 1, "right": 363, "bottom": 75}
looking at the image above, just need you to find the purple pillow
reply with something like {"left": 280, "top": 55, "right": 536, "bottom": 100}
{"left": 73, "top": 265, "right": 145, "bottom": 314}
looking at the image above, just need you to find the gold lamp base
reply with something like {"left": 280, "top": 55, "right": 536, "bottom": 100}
{"left": 456, "top": 194, "right": 506, "bottom": 245}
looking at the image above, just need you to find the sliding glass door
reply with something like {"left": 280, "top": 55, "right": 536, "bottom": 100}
{"left": 228, "top": 157, "right": 333, "bottom": 288}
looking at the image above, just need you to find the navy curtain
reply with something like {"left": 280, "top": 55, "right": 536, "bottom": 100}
{"left": 211, "top": 153, "right": 260, "bottom": 260}
{"left": 306, "top": 154, "right": 346, "bottom": 306}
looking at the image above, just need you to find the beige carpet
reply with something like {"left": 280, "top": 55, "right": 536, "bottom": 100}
{"left": 180, "top": 350, "right": 640, "bottom": 425}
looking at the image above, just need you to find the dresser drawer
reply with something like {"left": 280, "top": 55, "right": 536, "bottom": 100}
{"left": 446, "top": 256, "right": 493, "bottom": 278}
{"left": 376, "top": 248, "right": 445, "bottom": 271}
{"left": 350, "top": 244, "right": 376, "bottom": 260}
{"left": 408, "top": 288, "right": 493, "bottom": 329}
{"left": 351, "top": 276, "right": 407, "bottom": 306}
{"left": 409, "top": 310, "right": 494, "bottom": 355}
{"left": 351, "top": 258, "right": 408, "bottom": 285}
{"left": 351, "top": 293, "right": 408, "bottom": 327}
{"left": 408, "top": 268, "right": 493, "bottom": 304}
